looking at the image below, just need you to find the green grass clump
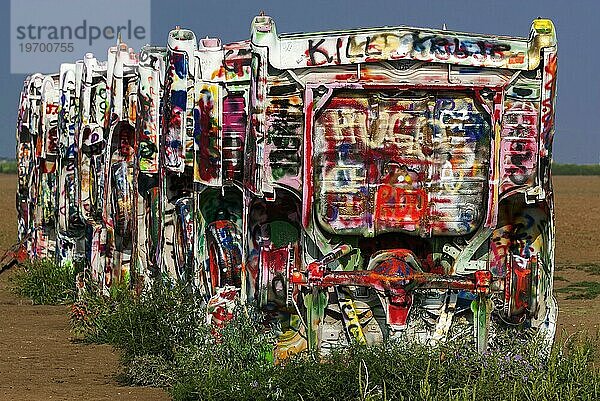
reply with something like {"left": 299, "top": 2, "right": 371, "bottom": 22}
{"left": 70, "top": 280, "right": 208, "bottom": 363}
{"left": 67, "top": 279, "right": 600, "bottom": 401}
{"left": 169, "top": 333, "right": 600, "bottom": 401}
{"left": 556, "top": 263, "right": 600, "bottom": 275}
{"left": 0, "top": 159, "right": 17, "bottom": 174}
{"left": 557, "top": 281, "right": 600, "bottom": 300}
{"left": 10, "top": 258, "right": 79, "bottom": 304}
{"left": 6, "top": 241, "right": 600, "bottom": 398}
{"left": 71, "top": 280, "right": 275, "bottom": 390}
{"left": 10, "top": 261, "right": 600, "bottom": 400}
{"left": 581, "top": 263, "right": 600, "bottom": 276}
{"left": 553, "top": 163, "right": 600, "bottom": 175}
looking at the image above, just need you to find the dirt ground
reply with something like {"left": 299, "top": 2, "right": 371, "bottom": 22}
{"left": 553, "top": 175, "right": 600, "bottom": 334}
{"left": 0, "top": 174, "right": 598, "bottom": 400}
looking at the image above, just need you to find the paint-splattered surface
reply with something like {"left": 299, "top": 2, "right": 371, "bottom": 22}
{"left": 13, "top": 18, "right": 559, "bottom": 354}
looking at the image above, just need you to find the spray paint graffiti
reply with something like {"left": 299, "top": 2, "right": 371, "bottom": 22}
{"left": 194, "top": 84, "right": 221, "bottom": 185}
{"left": 15, "top": 16, "right": 557, "bottom": 356}
{"left": 302, "top": 32, "right": 527, "bottom": 69}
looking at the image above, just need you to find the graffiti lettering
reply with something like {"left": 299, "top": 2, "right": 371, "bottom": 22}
{"left": 304, "top": 32, "right": 520, "bottom": 68}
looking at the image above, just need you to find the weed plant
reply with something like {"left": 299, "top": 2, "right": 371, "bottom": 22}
{"left": 10, "top": 258, "right": 79, "bottom": 304}
{"left": 14, "top": 261, "right": 599, "bottom": 401}
{"left": 69, "top": 279, "right": 600, "bottom": 401}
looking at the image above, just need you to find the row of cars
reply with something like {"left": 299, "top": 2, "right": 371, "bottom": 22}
{"left": 16, "top": 15, "right": 558, "bottom": 356}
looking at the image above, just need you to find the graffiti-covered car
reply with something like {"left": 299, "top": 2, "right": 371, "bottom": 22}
{"left": 15, "top": 15, "right": 558, "bottom": 357}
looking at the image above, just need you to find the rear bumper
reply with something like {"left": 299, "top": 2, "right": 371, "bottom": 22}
{"left": 290, "top": 268, "right": 504, "bottom": 296}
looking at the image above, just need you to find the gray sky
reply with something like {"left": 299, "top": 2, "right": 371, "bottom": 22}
{"left": 2, "top": 0, "right": 598, "bottom": 163}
